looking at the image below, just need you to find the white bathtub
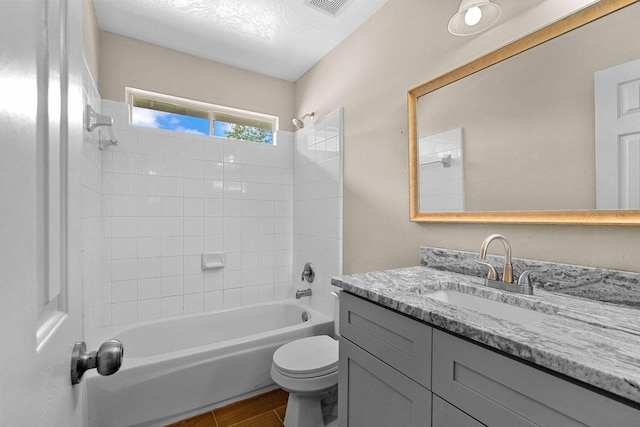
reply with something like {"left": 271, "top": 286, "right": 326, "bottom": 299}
{"left": 86, "top": 300, "right": 334, "bottom": 427}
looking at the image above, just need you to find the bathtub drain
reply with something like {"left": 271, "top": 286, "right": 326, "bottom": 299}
{"left": 302, "top": 311, "right": 309, "bottom": 322}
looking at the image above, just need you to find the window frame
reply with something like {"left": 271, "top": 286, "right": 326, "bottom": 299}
{"left": 126, "top": 87, "right": 279, "bottom": 145}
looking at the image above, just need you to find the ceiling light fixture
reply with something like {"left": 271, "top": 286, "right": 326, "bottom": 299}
{"left": 448, "top": 0, "right": 502, "bottom": 37}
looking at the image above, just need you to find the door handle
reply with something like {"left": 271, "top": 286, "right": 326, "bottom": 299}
{"left": 71, "top": 339, "right": 124, "bottom": 385}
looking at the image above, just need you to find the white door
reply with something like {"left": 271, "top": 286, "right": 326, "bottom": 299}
{"left": 0, "top": 0, "right": 85, "bottom": 426}
{"left": 595, "top": 57, "right": 640, "bottom": 209}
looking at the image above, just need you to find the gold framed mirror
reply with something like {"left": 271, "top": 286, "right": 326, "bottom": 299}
{"left": 408, "top": 0, "right": 640, "bottom": 225}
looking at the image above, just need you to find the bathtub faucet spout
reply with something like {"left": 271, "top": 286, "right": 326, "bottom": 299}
{"left": 296, "top": 288, "right": 312, "bottom": 299}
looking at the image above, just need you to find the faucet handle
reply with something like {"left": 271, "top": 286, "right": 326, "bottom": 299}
{"left": 474, "top": 260, "right": 499, "bottom": 281}
{"left": 517, "top": 269, "right": 548, "bottom": 286}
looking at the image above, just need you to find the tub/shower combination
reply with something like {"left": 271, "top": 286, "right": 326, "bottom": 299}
{"left": 86, "top": 300, "right": 333, "bottom": 427}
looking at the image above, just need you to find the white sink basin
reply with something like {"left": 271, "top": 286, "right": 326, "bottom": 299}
{"left": 423, "top": 289, "right": 551, "bottom": 325}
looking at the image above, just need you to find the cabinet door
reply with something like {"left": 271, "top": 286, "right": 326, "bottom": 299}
{"left": 340, "top": 291, "right": 432, "bottom": 389}
{"left": 432, "top": 395, "right": 485, "bottom": 427}
{"left": 432, "top": 330, "right": 640, "bottom": 427}
{"left": 339, "top": 338, "right": 431, "bottom": 427}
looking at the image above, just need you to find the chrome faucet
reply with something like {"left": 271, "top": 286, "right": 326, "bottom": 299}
{"left": 296, "top": 288, "right": 312, "bottom": 299}
{"left": 476, "top": 234, "right": 543, "bottom": 295}
{"left": 478, "top": 234, "right": 513, "bottom": 284}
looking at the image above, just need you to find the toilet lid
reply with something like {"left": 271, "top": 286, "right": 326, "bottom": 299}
{"left": 273, "top": 335, "right": 339, "bottom": 377}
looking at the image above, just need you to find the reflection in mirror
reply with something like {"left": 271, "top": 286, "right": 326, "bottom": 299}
{"left": 408, "top": 0, "right": 640, "bottom": 224}
{"left": 418, "top": 128, "right": 464, "bottom": 212}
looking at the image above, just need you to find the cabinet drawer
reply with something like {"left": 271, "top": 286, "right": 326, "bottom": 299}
{"left": 339, "top": 337, "right": 432, "bottom": 427}
{"left": 432, "top": 329, "right": 640, "bottom": 427}
{"left": 340, "top": 291, "right": 431, "bottom": 389}
{"left": 432, "top": 395, "right": 485, "bottom": 427}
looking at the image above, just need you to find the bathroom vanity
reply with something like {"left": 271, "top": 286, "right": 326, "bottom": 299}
{"left": 333, "top": 249, "right": 640, "bottom": 427}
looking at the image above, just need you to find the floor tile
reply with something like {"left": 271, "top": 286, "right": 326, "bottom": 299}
{"left": 274, "top": 405, "right": 287, "bottom": 423}
{"left": 214, "top": 389, "right": 288, "bottom": 427}
{"left": 164, "top": 411, "right": 217, "bottom": 427}
{"left": 227, "top": 410, "right": 283, "bottom": 427}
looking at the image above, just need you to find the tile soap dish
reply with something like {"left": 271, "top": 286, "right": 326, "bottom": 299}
{"left": 201, "top": 253, "right": 225, "bottom": 270}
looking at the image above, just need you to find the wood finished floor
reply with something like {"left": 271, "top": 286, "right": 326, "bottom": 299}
{"left": 165, "top": 389, "right": 289, "bottom": 427}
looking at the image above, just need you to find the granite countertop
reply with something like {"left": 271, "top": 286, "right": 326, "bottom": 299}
{"left": 331, "top": 266, "right": 640, "bottom": 405}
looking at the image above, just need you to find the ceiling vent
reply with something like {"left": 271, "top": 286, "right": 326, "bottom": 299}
{"left": 304, "top": 0, "right": 351, "bottom": 17}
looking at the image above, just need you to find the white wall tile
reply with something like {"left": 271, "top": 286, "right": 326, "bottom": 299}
{"left": 184, "top": 159, "right": 204, "bottom": 178}
{"left": 204, "top": 270, "right": 223, "bottom": 291}
{"left": 111, "top": 173, "right": 138, "bottom": 195}
{"left": 162, "top": 176, "right": 184, "bottom": 197}
{"left": 223, "top": 143, "right": 242, "bottom": 164}
{"left": 184, "top": 197, "right": 204, "bottom": 216}
{"left": 111, "top": 195, "right": 137, "bottom": 216}
{"left": 138, "top": 298, "right": 161, "bottom": 320}
{"left": 184, "top": 274, "right": 203, "bottom": 294}
{"left": 138, "top": 277, "right": 161, "bottom": 299}
{"left": 112, "top": 238, "right": 138, "bottom": 260}
{"left": 162, "top": 295, "right": 183, "bottom": 317}
{"left": 138, "top": 217, "right": 162, "bottom": 237}
{"left": 138, "top": 257, "right": 161, "bottom": 279}
{"left": 84, "top": 101, "right": 343, "bottom": 331}
{"left": 184, "top": 138, "right": 205, "bottom": 160}
{"left": 112, "top": 301, "right": 137, "bottom": 325}
{"left": 162, "top": 236, "right": 183, "bottom": 257}
{"left": 162, "top": 256, "right": 184, "bottom": 276}
{"left": 112, "top": 152, "right": 137, "bottom": 174}
{"left": 223, "top": 289, "right": 242, "bottom": 307}
{"left": 112, "top": 259, "right": 138, "bottom": 281}
{"left": 137, "top": 154, "right": 162, "bottom": 176}
{"left": 162, "top": 135, "right": 184, "bottom": 157}
{"left": 138, "top": 175, "right": 162, "bottom": 196}
{"left": 184, "top": 178, "right": 204, "bottom": 197}
{"left": 205, "top": 141, "right": 223, "bottom": 162}
{"left": 112, "top": 279, "right": 138, "bottom": 303}
{"left": 162, "top": 197, "right": 183, "bottom": 216}
{"left": 162, "top": 156, "right": 184, "bottom": 177}
{"left": 204, "top": 291, "right": 223, "bottom": 310}
{"left": 162, "top": 217, "right": 183, "bottom": 236}
{"left": 138, "top": 195, "right": 161, "bottom": 216}
{"left": 162, "top": 275, "right": 183, "bottom": 296}
{"left": 184, "top": 293, "right": 204, "bottom": 313}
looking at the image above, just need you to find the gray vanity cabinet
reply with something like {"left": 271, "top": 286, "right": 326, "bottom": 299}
{"left": 339, "top": 339, "right": 432, "bottom": 427}
{"left": 339, "top": 291, "right": 432, "bottom": 427}
{"left": 432, "top": 329, "right": 640, "bottom": 427}
{"left": 339, "top": 291, "right": 640, "bottom": 427}
{"left": 432, "top": 395, "right": 484, "bottom": 427}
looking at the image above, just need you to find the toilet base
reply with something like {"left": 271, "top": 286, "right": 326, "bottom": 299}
{"left": 283, "top": 387, "right": 338, "bottom": 427}
{"left": 284, "top": 392, "right": 325, "bottom": 427}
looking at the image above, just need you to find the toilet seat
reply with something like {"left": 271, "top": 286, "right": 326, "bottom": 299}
{"left": 272, "top": 335, "right": 339, "bottom": 379}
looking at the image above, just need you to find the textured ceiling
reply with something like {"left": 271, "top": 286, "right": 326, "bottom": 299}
{"left": 92, "top": 0, "right": 390, "bottom": 82}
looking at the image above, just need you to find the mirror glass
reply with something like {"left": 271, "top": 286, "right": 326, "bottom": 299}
{"left": 409, "top": 1, "right": 640, "bottom": 224}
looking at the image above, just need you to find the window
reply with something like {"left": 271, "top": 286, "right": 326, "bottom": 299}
{"left": 127, "top": 88, "right": 278, "bottom": 144}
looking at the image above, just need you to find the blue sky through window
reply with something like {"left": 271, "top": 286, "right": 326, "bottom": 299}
{"left": 213, "top": 120, "right": 233, "bottom": 137}
{"left": 132, "top": 106, "right": 274, "bottom": 144}
{"left": 132, "top": 106, "right": 209, "bottom": 135}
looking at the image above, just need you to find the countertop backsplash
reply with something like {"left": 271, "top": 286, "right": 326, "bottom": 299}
{"left": 420, "top": 246, "right": 640, "bottom": 308}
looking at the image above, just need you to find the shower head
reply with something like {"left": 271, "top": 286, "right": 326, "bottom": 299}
{"left": 292, "top": 112, "right": 315, "bottom": 129}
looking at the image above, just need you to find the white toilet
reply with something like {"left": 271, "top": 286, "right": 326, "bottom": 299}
{"left": 271, "top": 335, "right": 339, "bottom": 427}
{"left": 271, "top": 295, "right": 341, "bottom": 427}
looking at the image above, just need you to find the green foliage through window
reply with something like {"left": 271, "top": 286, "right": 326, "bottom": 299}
{"left": 128, "top": 89, "right": 278, "bottom": 145}
{"left": 224, "top": 124, "right": 273, "bottom": 144}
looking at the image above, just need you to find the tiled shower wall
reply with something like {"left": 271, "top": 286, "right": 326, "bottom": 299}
{"left": 82, "top": 61, "right": 107, "bottom": 330}
{"left": 84, "top": 99, "right": 295, "bottom": 329}
{"left": 293, "top": 109, "right": 343, "bottom": 316}
{"left": 81, "top": 74, "right": 342, "bottom": 331}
